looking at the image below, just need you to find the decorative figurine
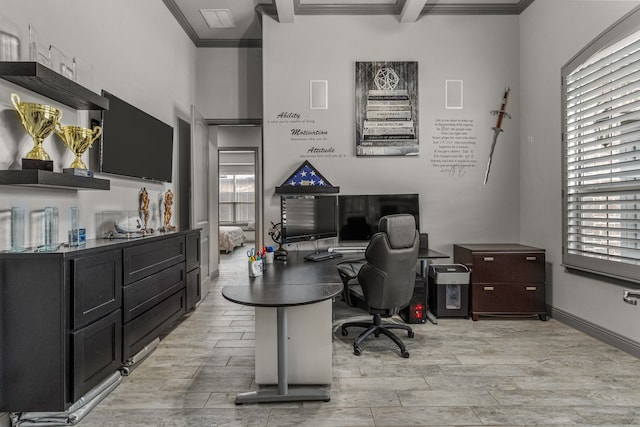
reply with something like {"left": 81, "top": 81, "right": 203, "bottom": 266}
{"left": 140, "top": 187, "right": 150, "bottom": 233}
{"left": 161, "top": 189, "right": 176, "bottom": 232}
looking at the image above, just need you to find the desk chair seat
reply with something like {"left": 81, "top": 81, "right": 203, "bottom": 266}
{"left": 336, "top": 259, "right": 365, "bottom": 306}
{"left": 338, "top": 214, "right": 419, "bottom": 358}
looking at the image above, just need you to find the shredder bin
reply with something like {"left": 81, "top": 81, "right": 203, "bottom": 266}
{"left": 428, "top": 264, "right": 470, "bottom": 318}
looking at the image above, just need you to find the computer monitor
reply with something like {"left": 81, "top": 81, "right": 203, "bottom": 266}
{"left": 338, "top": 194, "right": 420, "bottom": 242}
{"left": 281, "top": 195, "right": 338, "bottom": 244}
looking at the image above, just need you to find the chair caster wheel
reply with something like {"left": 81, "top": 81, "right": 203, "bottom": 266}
{"left": 401, "top": 350, "right": 410, "bottom": 358}
{"left": 341, "top": 328, "right": 348, "bottom": 336}
{"left": 353, "top": 346, "right": 362, "bottom": 356}
{"left": 408, "top": 331, "right": 415, "bottom": 338}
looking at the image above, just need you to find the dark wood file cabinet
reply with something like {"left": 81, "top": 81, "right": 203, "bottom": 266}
{"left": 453, "top": 243, "right": 546, "bottom": 321}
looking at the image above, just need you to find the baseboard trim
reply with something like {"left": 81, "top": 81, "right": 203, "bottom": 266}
{"left": 548, "top": 305, "right": 640, "bottom": 358}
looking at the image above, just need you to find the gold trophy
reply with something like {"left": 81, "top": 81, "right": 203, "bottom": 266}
{"left": 11, "top": 93, "right": 62, "bottom": 170}
{"left": 54, "top": 123, "right": 102, "bottom": 170}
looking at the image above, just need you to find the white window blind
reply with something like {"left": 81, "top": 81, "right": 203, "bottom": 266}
{"left": 563, "top": 18, "right": 640, "bottom": 283}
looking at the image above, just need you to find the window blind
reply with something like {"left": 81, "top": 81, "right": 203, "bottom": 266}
{"left": 563, "top": 23, "right": 640, "bottom": 283}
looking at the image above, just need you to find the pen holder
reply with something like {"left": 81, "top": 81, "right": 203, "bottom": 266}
{"left": 264, "top": 252, "right": 274, "bottom": 264}
{"left": 248, "top": 258, "right": 263, "bottom": 277}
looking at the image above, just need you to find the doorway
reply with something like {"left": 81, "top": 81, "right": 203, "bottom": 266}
{"left": 215, "top": 124, "right": 263, "bottom": 263}
{"left": 218, "top": 148, "right": 258, "bottom": 244}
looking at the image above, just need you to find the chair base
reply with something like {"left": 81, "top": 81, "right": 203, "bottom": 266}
{"left": 341, "top": 313, "right": 414, "bottom": 358}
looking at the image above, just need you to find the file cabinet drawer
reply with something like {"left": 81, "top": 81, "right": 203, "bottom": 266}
{"left": 123, "top": 289, "right": 186, "bottom": 360}
{"left": 123, "top": 262, "right": 185, "bottom": 322}
{"left": 470, "top": 252, "right": 545, "bottom": 283}
{"left": 123, "top": 236, "right": 185, "bottom": 285}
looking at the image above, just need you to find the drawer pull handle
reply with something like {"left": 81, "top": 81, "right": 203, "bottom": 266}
{"left": 526, "top": 256, "right": 537, "bottom": 261}
{"left": 483, "top": 286, "right": 495, "bottom": 291}
{"left": 483, "top": 257, "right": 494, "bottom": 262}
{"left": 525, "top": 286, "right": 537, "bottom": 291}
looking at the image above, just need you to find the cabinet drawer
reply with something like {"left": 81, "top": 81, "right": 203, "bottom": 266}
{"left": 122, "top": 289, "right": 186, "bottom": 361}
{"left": 123, "top": 263, "right": 185, "bottom": 323}
{"left": 72, "top": 250, "right": 122, "bottom": 329}
{"left": 186, "top": 267, "right": 201, "bottom": 312}
{"left": 72, "top": 309, "right": 122, "bottom": 402}
{"left": 186, "top": 232, "right": 200, "bottom": 272}
{"left": 123, "top": 236, "right": 185, "bottom": 285}
{"left": 471, "top": 283, "right": 545, "bottom": 313}
{"left": 471, "top": 252, "right": 545, "bottom": 283}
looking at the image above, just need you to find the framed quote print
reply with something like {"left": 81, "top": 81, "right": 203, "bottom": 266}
{"left": 355, "top": 61, "right": 418, "bottom": 156}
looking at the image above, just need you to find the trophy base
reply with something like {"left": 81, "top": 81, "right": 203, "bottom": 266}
{"left": 22, "top": 158, "right": 53, "bottom": 171}
{"left": 159, "top": 225, "right": 177, "bottom": 233}
{"left": 63, "top": 168, "right": 94, "bottom": 178}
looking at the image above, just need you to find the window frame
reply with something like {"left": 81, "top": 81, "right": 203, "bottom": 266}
{"left": 219, "top": 173, "right": 255, "bottom": 226}
{"left": 561, "top": 6, "right": 640, "bottom": 284}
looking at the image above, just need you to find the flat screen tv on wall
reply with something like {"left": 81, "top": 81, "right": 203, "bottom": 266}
{"left": 98, "top": 90, "right": 174, "bottom": 183}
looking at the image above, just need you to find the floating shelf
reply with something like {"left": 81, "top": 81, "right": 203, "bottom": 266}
{"left": 0, "top": 170, "right": 110, "bottom": 190}
{"left": 0, "top": 62, "right": 109, "bottom": 110}
{"left": 275, "top": 186, "right": 339, "bottom": 194}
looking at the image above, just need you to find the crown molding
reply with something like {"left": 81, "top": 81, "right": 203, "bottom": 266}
{"left": 421, "top": 3, "right": 521, "bottom": 15}
{"left": 162, "top": 0, "right": 199, "bottom": 45}
{"left": 196, "top": 39, "right": 262, "bottom": 48}
{"left": 519, "top": 0, "right": 536, "bottom": 14}
{"left": 166, "top": 0, "right": 536, "bottom": 47}
{"left": 293, "top": 0, "right": 403, "bottom": 16}
{"left": 206, "top": 119, "right": 263, "bottom": 126}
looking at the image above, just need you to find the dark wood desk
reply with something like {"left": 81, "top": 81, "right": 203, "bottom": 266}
{"left": 222, "top": 252, "right": 343, "bottom": 404}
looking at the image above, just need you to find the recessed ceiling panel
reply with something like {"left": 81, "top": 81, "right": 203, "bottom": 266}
{"left": 201, "top": 9, "right": 236, "bottom": 29}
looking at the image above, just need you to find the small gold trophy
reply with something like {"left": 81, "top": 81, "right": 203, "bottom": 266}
{"left": 54, "top": 123, "right": 102, "bottom": 172}
{"left": 11, "top": 93, "right": 62, "bottom": 171}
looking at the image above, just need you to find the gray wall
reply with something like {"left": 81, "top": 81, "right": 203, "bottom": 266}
{"left": 0, "top": 0, "right": 196, "bottom": 247}
{"left": 196, "top": 48, "right": 263, "bottom": 120}
{"left": 520, "top": 0, "right": 640, "bottom": 345}
{"left": 0, "top": 1, "right": 197, "bottom": 423}
{"left": 261, "top": 13, "right": 522, "bottom": 254}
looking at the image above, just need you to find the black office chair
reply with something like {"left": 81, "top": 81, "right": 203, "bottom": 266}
{"left": 339, "top": 214, "right": 419, "bottom": 358}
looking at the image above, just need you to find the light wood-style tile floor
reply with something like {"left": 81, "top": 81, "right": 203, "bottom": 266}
{"left": 79, "top": 249, "right": 640, "bottom": 426}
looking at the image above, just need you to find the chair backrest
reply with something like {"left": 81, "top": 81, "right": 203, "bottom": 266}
{"left": 357, "top": 214, "right": 419, "bottom": 315}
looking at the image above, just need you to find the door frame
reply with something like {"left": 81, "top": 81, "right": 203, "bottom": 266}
{"left": 218, "top": 146, "right": 261, "bottom": 248}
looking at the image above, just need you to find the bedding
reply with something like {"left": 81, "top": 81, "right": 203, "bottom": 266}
{"left": 219, "top": 226, "right": 246, "bottom": 252}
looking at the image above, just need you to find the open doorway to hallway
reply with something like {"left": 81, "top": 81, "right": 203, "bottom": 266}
{"left": 214, "top": 125, "right": 262, "bottom": 265}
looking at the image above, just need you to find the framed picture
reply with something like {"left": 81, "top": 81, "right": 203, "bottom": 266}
{"left": 355, "top": 61, "right": 419, "bottom": 156}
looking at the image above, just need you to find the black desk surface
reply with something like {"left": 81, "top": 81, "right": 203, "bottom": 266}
{"left": 222, "top": 249, "right": 448, "bottom": 307}
{"left": 222, "top": 251, "right": 347, "bottom": 307}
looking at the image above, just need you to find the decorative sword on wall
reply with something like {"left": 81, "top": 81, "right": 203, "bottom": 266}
{"left": 483, "top": 86, "right": 511, "bottom": 185}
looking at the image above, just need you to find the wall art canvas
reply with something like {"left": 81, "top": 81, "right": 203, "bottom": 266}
{"left": 355, "top": 61, "right": 419, "bottom": 156}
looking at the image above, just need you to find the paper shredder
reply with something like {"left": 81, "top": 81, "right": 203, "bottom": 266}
{"left": 428, "top": 264, "right": 470, "bottom": 318}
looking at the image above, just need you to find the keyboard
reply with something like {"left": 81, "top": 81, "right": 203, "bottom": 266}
{"left": 304, "top": 251, "right": 344, "bottom": 262}
{"left": 328, "top": 246, "right": 367, "bottom": 254}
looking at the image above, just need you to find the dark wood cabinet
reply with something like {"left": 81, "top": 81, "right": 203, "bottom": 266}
{"left": 453, "top": 243, "right": 546, "bottom": 321}
{"left": 0, "top": 229, "right": 200, "bottom": 412}
{"left": 185, "top": 231, "right": 201, "bottom": 311}
{"left": 72, "top": 309, "right": 122, "bottom": 402}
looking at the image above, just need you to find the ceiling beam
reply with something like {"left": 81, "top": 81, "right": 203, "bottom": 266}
{"left": 274, "top": 0, "right": 296, "bottom": 23}
{"left": 400, "top": 0, "right": 428, "bottom": 23}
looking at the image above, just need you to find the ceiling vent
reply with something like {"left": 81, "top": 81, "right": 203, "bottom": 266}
{"left": 200, "top": 9, "right": 236, "bottom": 29}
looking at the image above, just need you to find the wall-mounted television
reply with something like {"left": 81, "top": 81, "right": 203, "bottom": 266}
{"left": 338, "top": 193, "right": 420, "bottom": 242}
{"left": 98, "top": 90, "right": 174, "bottom": 182}
{"left": 281, "top": 195, "right": 338, "bottom": 244}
